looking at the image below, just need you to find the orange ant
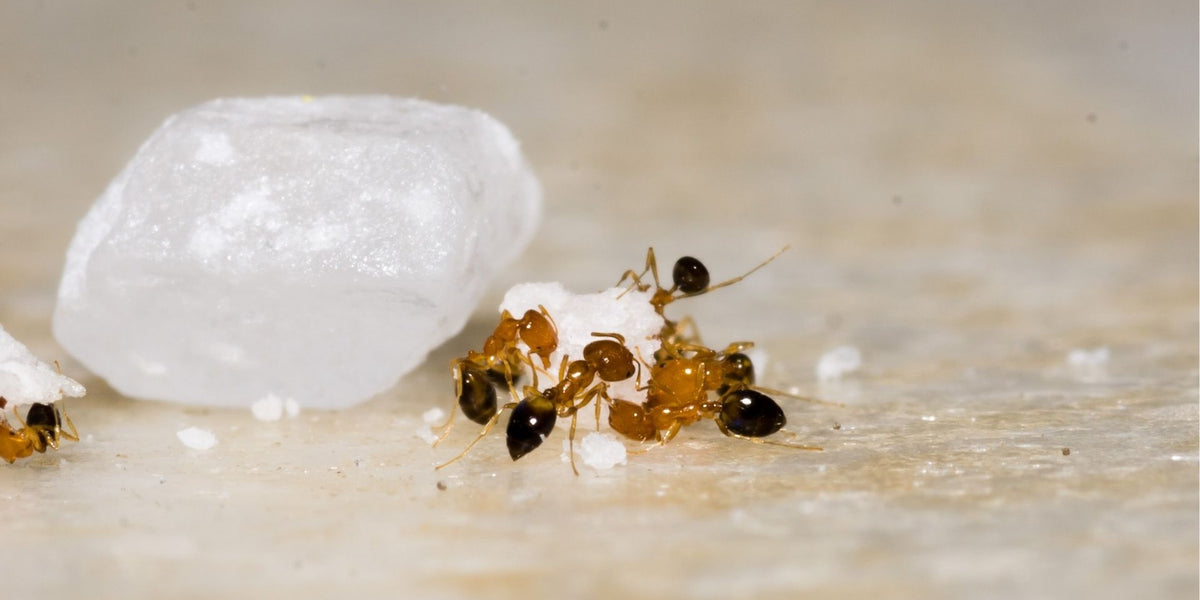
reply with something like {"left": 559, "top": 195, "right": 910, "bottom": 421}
{"left": 0, "top": 399, "right": 80, "bottom": 464}
{"left": 606, "top": 341, "right": 826, "bottom": 450}
{"left": 615, "top": 247, "right": 789, "bottom": 347}
{"left": 434, "top": 306, "right": 559, "bottom": 443}
{"left": 437, "top": 332, "right": 640, "bottom": 475}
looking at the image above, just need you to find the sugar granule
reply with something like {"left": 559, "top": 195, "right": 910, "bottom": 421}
{"left": 250, "top": 394, "right": 284, "bottom": 421}
{"left": 816, "top": 346, "right": 862, "bottom": 381}
{"left": 415, "top": 408, "right": 446, "bottom": 445}
{"left": 561, "top": 432, "right": 627, "bottom": 470}
{"left": 177, "top": 427, "right": 217, "bottom": 450}
{"left": 1067, "top": 347, "right": 1109, "bottom": 368}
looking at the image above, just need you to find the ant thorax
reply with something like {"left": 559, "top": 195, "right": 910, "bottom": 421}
{"left": 497, "top": 281, "right": 664, "bottom": 427}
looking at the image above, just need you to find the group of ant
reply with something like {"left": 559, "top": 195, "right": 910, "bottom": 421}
{"left": 433, "top": 247, "right": 831, "bottom": 474}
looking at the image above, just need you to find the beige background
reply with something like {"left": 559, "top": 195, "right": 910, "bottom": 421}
{"left": 1, "top": 2, "right": 1196, "bottom": 599}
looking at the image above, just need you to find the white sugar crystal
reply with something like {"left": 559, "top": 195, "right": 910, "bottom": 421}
{"left": 561, "top": 432, "right": 627, "bottom": 470}
{"left": 1067, "top": 346, "right": 1109, "bottom": 368}
{"left": 415, "top": 407, "right": 447, "bottom": 445}
{"left": 176, "top": 427, "right": 217, "bottom": 450}
{"left": 284, "top": 398, "right": 301, "bottom": 418}
{"left": 422, "top": 407, "right": 446, "bottom": 424}
{"left": 54, "top": 96, "right": 541, "bottom": 409}
{"left": 499, "top": 282, "right": 663, "bottom": 411}
{"left": 250, "top": 394, "right": 284, "bottom": 421}
{"left": 0, "top": 322, "right": 86, "bottom": 406}
{"left": 816, "top": 345, "right": 862, "bottom": 381}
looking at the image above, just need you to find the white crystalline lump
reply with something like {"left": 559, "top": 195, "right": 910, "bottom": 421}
{"left": 415, "top": 407, "right": 446, "bottom": 445}
{"left": 498, "top": 282, "right": 664, "bottom": 410}
{"left": 176, "top": 427, "right": 218, "bottom": 450}
{"left": 561, "top": 432, "right": 628, "bottom": 470}
{"left": 1067, "top": 347, "right": 1109, "bottom": 368}
{"left": 816, "top": 345, "right": 862, "bottom": 381}
{"left": 0, "top": 323, "right": 85, "bottom": 406}
{"left": 53, "top": 96, "right": 541, "bottom": 409}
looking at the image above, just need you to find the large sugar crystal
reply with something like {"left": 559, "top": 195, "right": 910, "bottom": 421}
{"left": 54, "top": 96, "right": 541, "bottom": 409}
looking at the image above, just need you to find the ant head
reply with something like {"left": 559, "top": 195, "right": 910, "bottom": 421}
{"left": 723, "top": 353, "right": 756, "bottom": 386}
{"left": 672, "top": 256, "right": 710, "bottom": 294}
{"left": 718, "top": 389, "right": 786, "bottom": 437}
{"left": 583, "top": 339, "right": 636, "bottom": 382}
{"left": 24, "top": 403, "right": 61, "bottom": 430}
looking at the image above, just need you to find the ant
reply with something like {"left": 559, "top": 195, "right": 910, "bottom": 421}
{"left": 0, "top": 399, "right": 80, "bottom": 464}
{"left": 437, "top": 332, "right": 640, "bottom": 475}
{"left": 606, "top": 341, "right": 826, "bottom": 451}
{"left": 434, "top": 306, "right": 559, "bottom": 444}
{"left": 615, "top": 247, "right": 789, "bottom": 348}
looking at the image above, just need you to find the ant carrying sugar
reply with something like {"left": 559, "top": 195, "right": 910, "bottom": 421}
{"left": 0, "top": 400, "right": 80, "bottom": 464}
{"left": 437, "top": 332, "right": 640, "bottom": 475}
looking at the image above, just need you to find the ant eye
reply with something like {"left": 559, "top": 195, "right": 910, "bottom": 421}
{"left": 506, "top": 395, "right": 557, "bottom": 460}
{"left": 672, "top": 256, "right": 710, "bottom": 293}
{"left": 718, "top": 389, "right": 786, "bottom": 437}
{"left": 457, "top": 367, "right": 498, "bottom": 425}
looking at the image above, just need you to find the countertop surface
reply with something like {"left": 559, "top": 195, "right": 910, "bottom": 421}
{"left": 1, "top": 2, "right": 1196, "bottom": 599}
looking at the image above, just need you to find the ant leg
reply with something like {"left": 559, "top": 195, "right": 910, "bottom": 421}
{"left": 436, "top": 401, "right": 520, "bottom": 470}
{"left": 673, "top": 316, "right": 704, "bottom": 346}
{"left": 58, "top": 405, "right": 79, "bottom": 442}
{"left": 498, "top": 357, "right": 525, "bottom": 405}
{"left": 616, "top": 247, "right": 663, "bottom": 298}
{"left": 714, "top": 420, "right": 823, "bottom": 450}
{"left": 567, "top": 410, "right": 579, "bottom": 476}
{"left": 432, "top": 410, "right": 458, "bottom": 447}
{"left": 432, "top": 359, "right": 470, "bottom": 445}
{"left": 681, "top": 245, "right": 790, "bottom": 298}
{"left": 719, "top": 341, "right": 755, "bottom": 356}
{"left": 643, "top": 247, "right": 664, "bottom": 289}
{"left": 594, "top": 390, "right": 603, "bottom": 431}
{"left": 752, "top": 385, "right": 846, "bottom": 408}
{"left": 658, "top": 421, "right": 683, "bottom": 445}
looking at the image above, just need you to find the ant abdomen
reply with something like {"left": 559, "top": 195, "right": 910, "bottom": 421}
{"left": 718, "top": 389, "right": 786, "bottom": 437}
{"left": 457, "top": 366, "right": 499, "bottom": 425}
{"left": 672, "top": 256, "right": 710, "bottom": 293}
{"left": 506, "top": 394, "right": 557, "bottom": 460}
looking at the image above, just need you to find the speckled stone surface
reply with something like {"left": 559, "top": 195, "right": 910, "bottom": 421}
{"left": 0, "top": 2, "right": 1195, "bottom": 599}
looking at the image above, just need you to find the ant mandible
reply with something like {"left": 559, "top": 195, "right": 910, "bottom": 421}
{"left": 437, "top": 332, "right": 640, "bottom": 475}
{"left": 0, "top": 400, "right": 80, "bottom": 464}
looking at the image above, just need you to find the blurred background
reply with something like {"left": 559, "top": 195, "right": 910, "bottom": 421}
{"left": 0, "top": 2, "right": 1195, "bottom": 599}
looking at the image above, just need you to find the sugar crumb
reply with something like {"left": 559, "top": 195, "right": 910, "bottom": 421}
{"left": 251, "top": 394, "right": 284, "bottom": 421}
{"left": 817, "top": 346, "right": 862, "bottom": 381}
{"left": 177, "top": 427, "right": 218, "bottom": 450}
{"left": 561, "top": 432, "right": 627, "bottom": 470}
